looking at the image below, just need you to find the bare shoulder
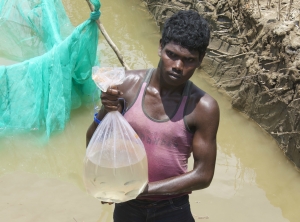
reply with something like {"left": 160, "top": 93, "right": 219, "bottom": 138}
{"left": 120, "top": 69, "right": 147, "bottom": 86}
{"left": 185, "top": 83, "right": 220, "bottom": 131}
{"left": 196, "top": 89, "right": 218, "bottom": 115}
{"left": 118, "top": 69, "right": 148, "bottom": 105}
{"left": 125, "top": 69, "right": 147, "bottom": 78}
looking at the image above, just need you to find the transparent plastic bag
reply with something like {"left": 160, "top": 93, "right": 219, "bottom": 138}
{"left": 92, "top": 66, "right": 125, "bottom": 92}
{"left": 84, "top": 67, "right": 148, "bottom": 203}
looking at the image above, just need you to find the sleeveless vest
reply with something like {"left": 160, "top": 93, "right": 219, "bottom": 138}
{"left": 124, "top": 69, "right": 194, "bottom": 200}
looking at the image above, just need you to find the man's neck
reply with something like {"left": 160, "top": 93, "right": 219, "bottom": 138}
{"left": 150, "top": 67, "right": 186, "bottom": 97}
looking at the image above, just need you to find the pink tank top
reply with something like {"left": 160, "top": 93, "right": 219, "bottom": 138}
{"left": 124, "top": 69, "right": 194, "bottom": 200}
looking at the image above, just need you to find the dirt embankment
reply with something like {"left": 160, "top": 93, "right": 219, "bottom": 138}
{"left": 142, "top": 0, "right": 300, "bottom": 169}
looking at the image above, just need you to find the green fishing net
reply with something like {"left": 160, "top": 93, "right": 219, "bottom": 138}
{"left": 0, "top": 0, "right": 101, "bottom": 137}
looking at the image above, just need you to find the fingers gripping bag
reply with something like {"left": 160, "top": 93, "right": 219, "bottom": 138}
{"left": 83, "top": 67, "right": 148, "bottom": 203}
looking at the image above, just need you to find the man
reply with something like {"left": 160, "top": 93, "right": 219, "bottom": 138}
{"left": 86, "top": 10, "right": 219, "bottom": 222}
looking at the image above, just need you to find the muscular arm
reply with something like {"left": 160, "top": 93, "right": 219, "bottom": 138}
{"left": 140, "top": 94, "right": 219, "bottom": 196}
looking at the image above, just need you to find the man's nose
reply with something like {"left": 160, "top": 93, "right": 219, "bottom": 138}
{"left": 173, "top": 59, "right": 183, "bottom": 72}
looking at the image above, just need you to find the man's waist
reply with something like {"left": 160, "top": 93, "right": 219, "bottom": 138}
{"left": 131, "top": 193, "right": 190, "bottom": 207}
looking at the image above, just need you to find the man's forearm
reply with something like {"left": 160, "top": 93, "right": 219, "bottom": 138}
{"left": 139, "top": 169, "right": 212, "bottom": 197}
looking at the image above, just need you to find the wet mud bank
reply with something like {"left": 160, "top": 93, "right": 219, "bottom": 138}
{"left": 142, "top": 0, "right": 300, "bottom": 168}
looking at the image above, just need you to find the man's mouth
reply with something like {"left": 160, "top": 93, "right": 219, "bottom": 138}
{"left": 168, "top": 72, "right": 182, "bottom": 79}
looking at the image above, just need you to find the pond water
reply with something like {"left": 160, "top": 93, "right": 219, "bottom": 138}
{"left": 0, "top": 0, "right": 300, "bottom": 221}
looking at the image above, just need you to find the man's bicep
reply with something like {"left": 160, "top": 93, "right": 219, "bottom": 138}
{"left": 191, "top": 99, "right": 219, "bottom": 182}
{"left": 192, "top": 128, "right": 217, "bottom": 167}
{"left": 193, "top": 97, "right": 219, "bottom": 151}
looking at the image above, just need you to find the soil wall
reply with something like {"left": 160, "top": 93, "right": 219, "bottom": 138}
{"left": 142, "top": 0, "right": 300, "bottom": 168}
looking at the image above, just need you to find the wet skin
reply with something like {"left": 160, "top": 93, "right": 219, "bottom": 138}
{"left": 86, "top": 41, "right": 220, "bottom": 202}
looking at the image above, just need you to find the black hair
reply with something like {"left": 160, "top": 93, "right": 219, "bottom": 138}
{"left": 161, "top": 10, "right": 210, "bottom": 56}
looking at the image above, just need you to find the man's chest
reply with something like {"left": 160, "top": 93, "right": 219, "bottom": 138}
{"left": 142, "top": 90, "right": 183, "bottom": 120}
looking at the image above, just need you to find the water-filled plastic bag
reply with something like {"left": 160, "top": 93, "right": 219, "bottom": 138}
{"left": 84, "top": 67, "right": 148, "bottom": 203}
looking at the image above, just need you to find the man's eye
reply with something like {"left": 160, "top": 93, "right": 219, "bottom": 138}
{"left": 167, "top": 51, "right": 175, "bottom": 57}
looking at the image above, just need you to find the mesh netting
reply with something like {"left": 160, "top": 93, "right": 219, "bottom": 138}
{"left": 0, "top": 0, "right": 101, "bottom": 137}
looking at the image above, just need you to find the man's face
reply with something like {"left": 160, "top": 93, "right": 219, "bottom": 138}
{"left": 158, "top": 41, "right": 203, "bottom": 86}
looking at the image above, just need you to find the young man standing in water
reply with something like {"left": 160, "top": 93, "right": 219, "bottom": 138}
{"left": 86, "top": 10, "right": 219, "bottom": 222}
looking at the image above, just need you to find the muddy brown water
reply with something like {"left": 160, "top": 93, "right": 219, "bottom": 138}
{"left": 0, "top": 0, "right": 300, "bottom": 221}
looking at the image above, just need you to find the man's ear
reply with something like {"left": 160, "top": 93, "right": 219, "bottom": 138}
{"left": 197, "top": 52, "right": 206, "bottom": 68}
{"left": 199, "top": 52, "right": 206, "bottom": 64}
{"left": 158, "top": 39, "right": 162, "bottom": 57}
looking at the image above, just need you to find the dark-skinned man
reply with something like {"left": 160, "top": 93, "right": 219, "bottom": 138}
{"left": 86, "top": 10, "right": 219, "bottom": 222}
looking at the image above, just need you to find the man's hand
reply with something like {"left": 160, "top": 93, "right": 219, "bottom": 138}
{"left": 101, "top": 85, "right": 123, "bottom": 112}
{"left": 86, "top": 85, "right": 124, "bottom": 147}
